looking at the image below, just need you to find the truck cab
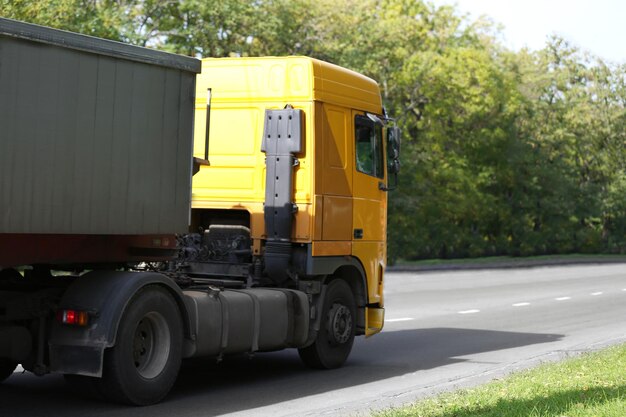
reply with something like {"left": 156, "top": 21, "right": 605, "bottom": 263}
{"left": 191, "top": 57, "right": 394, "bottom": 337}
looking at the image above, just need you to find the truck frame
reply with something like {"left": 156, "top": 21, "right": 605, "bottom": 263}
{"left": 0, "top": 18, "right": 400, "bottom": 405}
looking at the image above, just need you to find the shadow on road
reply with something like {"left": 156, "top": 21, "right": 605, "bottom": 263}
{"left": 0, "top": 328, "right": 562, "bottom": 416}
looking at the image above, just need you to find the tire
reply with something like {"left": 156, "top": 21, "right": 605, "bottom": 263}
{"left": 298, "top": 279, "right": 356, "bottom": 369}
{"left": 0, "top": 359, "right": 17, "bottom": 383}
{"left": 98, "top": 286, "right": 183, "bottom": 405}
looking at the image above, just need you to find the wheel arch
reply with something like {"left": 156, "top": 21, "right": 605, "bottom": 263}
{"left": 49, "top": 270, "right": 193, "bottom": 377}
{"left": 303, "top": 254, "right": 368, "bottom": 336}
{"left": 325, "top": 265, "right": 367, "bottom": 335}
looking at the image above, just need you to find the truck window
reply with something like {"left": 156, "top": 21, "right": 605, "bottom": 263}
{"left": 355, "top": 115, "right": 384, "bottom": 179}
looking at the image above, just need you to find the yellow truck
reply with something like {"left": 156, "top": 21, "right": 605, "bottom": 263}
{"left": 0, "top": 19, "right": 400, "bottom": 405}
{"left": 188, "top": 55, "right": 400, "bottom": 363}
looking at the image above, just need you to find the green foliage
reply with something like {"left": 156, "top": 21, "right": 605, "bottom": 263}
{"left": 0, "top": 0, "right": 130, "bottom": 40}
{"left": 377, "top": 344, "right": 626, "bottom": 417}
{"left": 3, "top": 1, "right": 626, "bottom": 260}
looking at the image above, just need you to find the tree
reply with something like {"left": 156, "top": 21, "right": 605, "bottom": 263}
{"left": 4, "top": 0, "right": 625, "bottom": 259}
{"left": 0, "top": 0, "right": 131, "bottom": 41}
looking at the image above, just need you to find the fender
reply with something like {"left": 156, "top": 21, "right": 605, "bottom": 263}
{"left": 303, "top": 253, "right": 368, "bottom": 307}
{"left": 299, "top": 247, "right": 368, "bottom": 299}
{"left": 299, "top": 251, "right": 370, "bottom": 340}
{"left": 49, "top": 270, "right": 193, "bottom": 377}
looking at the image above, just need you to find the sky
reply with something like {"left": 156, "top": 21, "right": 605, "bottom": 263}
{"left": 432, "top": 0, "right": 626, "bottom": 63}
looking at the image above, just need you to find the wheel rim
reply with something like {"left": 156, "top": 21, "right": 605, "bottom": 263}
{"left": 327, "top": 303, "right": 353, "bottom": 345}
{"left": 132, "top": 311, "right": 171, "bottom": 379}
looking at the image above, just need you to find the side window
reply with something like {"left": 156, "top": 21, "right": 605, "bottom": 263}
{"left": 355, "top": 115, "right": 384, "bottom": 178}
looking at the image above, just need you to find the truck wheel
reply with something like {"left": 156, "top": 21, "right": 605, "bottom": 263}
{"left": 298, "top": 279, "right": 356, "bottom": 369}
{"left": 99, "top": 286, "right": 183, "bottom": 405}
{"left": 0, "top": 359, "right": 17, "bottom": 382}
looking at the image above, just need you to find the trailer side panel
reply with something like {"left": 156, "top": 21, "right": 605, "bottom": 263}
{"left": 0, "top": 20, "right": 197, "bottom": 237}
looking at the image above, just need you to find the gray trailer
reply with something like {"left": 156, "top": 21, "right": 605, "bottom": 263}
{"left": 0, "top": 17, "right": 198, "bottom": 265}
{"left": 0, "top": 19, "right": 314, "bottom": 406}
{"left": 0, "top": 18, "right": 202, "bottom": 403}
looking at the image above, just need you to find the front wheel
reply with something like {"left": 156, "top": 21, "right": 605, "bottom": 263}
{"left": 99, "top": 286, "right": 183, "bottom": 405}
{"left": 298, "top": 279, "right": 356, "bottom": 369}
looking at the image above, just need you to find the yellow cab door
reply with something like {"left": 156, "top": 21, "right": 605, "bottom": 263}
{"left": 351, "top": 111, "right": 387, "bottom": 308}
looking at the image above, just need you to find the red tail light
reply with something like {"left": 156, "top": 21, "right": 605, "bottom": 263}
{"left": 56, "top": 309, "right": 89, "bottom": 326}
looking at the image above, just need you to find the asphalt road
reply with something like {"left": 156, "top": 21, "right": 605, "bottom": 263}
{"left": 2, "top": 264, "right": 626, "bottom": 417}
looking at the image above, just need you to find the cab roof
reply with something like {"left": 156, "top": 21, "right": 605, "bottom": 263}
{"left": 197, "top": 56, "right": 383, "bottom": 114}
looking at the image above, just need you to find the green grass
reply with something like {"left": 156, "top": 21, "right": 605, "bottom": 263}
{"left": 396, "top": 254, "right": 626, "bottom": 267}
{"left": 397, "top": 256, "right": 513, "bottom": 266}
{"left": 375, "top": 344, "right": 626, "bottom": 417}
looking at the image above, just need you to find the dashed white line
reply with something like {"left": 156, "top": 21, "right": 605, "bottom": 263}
{"left": 385, "top": 317, "right": 414, "bottom": 323}
{"left": 386, "top": 291, "right": 618, "bottom": 320}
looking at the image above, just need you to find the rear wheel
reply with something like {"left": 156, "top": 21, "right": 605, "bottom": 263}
{"left": 99, "top": 286, "right": 183, "bottom": 405}
{"left": 0, "top": 359, "right": 17, "bottom": 383}
{"left": 298, "top": 279, "right": 356, "bottom": 369}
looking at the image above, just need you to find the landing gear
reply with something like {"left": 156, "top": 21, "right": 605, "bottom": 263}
{"left": 298, "top": 279, "right": 356, "bottom": 369}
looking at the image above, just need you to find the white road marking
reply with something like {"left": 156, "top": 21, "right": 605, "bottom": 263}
{"left": 385, "top": 317, "right": 414, "bottom": 323}
{"left": 555, "top": 297, "right": 571, "bottom": 301}
{"left": 512, "top": 302, "right": 530, "bottom": 307}
{"left": 591, "top": 292, "right": 603, "bottom": 296}
{"left": 458, "top": 309, "right": 480, "bottom": 314}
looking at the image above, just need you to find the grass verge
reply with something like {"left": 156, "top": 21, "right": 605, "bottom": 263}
{"left": 375, "top": 344, "right": 626, "bottom": 417}
{"left": 393, "top": 254, "right": 626, "bottom": 269}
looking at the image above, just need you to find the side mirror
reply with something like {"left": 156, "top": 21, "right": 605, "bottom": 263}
{"left": 388, "top": 127, "right": 401, "bottom": 160}
{"left": 388, "top": 158, "right": 400, "bottom": 175}
{"left": 385, "top": 126, "right": 401, "bottom": 190}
